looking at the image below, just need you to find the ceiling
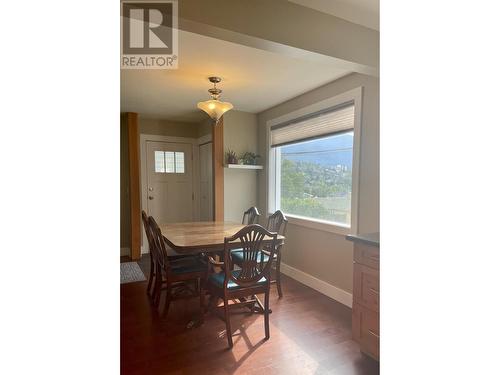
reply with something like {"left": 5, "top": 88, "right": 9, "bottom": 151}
{"left": 121, "top": 30, "right": 350, "bottom": 123}
{"left": 288, "top": 0, "right": 379, "bottom": 30}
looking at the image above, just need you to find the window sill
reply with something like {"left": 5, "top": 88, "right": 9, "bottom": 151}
{"left": 276, "top": 213, "right": 353, "bottom": 236}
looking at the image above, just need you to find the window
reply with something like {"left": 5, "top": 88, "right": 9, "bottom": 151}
{"left": 154, "top": 151, "right": 185, "bottom": 173}
{"left": 165, "top": 151, "right": 175, "bottom": 173}
{"left": 154, "top": 151, "right": 165, "bottom": 173}
{"left": 175, "top": 152, "right": 185, "bottom": 173}
{"left": 270, "top": 101, "right": 356, "bottom": 228}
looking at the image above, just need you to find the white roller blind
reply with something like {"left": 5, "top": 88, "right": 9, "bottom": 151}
{"left": 270, "top": 102, "right": 355, "bottom": 148}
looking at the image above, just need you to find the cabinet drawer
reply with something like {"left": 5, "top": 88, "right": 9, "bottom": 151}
{"left": 352, "top": 303, "right": 379, "bottom": 360}
{"left": 354, "top": 242, "right": 379, "bottom": 269}
{"left": 353, "top": 264, "right": 379, "bottom": 312}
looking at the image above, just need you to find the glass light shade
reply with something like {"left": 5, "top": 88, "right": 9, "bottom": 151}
{"left": 197, "top": 99, "right": 233, "bottom": 122}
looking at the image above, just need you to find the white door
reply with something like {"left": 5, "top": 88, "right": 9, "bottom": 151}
{"left": 146, "top": 141, "right": 194, "bottom": 224}
{"left": 199, "top": 142, "right": 213, "bottom": 221}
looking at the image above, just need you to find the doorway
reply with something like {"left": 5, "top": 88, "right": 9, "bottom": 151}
{"left": 140, "top": 135, "right": 201, "bottom": 254}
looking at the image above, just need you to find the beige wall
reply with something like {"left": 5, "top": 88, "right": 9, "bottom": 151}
{"left": 223, "top": 110, "right": 259, "bottom": 222}
{"left": 198, "top": 118, "right": 213, "bottom": 138}
{"left": 257, "top": 73, "right": 379, "bottom": 293}
{"left": 139, "top": 118, "right": 203, "bottom": 138}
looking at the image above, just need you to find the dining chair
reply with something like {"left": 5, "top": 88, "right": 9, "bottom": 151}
{"left": 141, "top": 210, "right": 193, "bottom": 303}
{"left": 242, "top": 206, "right": 260, "bottom": 225}
{"left": 232, "top": 210, "right": 288, "bottom": 297}
{"left": 141, "top": 211, "right": 158, "bottom": 296}
{"left": 214, "top": 206, "right": 260, "bottom": 270}
{"left": 149, "top": 216, "right": 207, "bottom": 317}
{"left": 205, "top": 224, "right": 278, "bottom": 348}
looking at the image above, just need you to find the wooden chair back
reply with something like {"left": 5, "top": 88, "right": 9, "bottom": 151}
{"left": 141, "top": 211, "right": 158, "bottom": 260}
{"left": 267, "top": 210, "right": 288, "bottom": 236}
{"left": 148, "top": 216, "right": 170, "bottom": 271}
{"left": 242, "top": 207, "right": 260, "bottom": 225}
{"left": 141, "top": 210, "right": 153, "bottom": 246}
{"left": 224, "top": 224, "right": 278, "bottom": 288}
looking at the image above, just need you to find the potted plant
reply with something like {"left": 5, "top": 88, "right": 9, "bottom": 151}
{"left": 226, "top": 149, "right": 238, "bottom": 164}
{"left": 240, "top": 152, "right": 260, "bottom": 165}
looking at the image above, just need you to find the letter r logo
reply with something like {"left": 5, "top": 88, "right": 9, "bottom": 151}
{"left": 122, "top": 2, "right": 174, "bottom": 54}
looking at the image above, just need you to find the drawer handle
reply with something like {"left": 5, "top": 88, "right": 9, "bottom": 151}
{"left": 368, "top": 329, "right": 380, "bottom": 338}
{"left": 370, "top": 288, "right": 379, "bottom": 295}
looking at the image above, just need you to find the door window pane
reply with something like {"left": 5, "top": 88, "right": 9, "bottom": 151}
{"left": 155, "top": 150, "right": 186, "bottom": 174}
{"left": 164, "top": 152, "right": 175, "bottom": 173}
{"left": 154, "top": 151, "right": 165, "bottom": 173}
{"left": 175, "top": 152, "right": 185, "bottom": 173}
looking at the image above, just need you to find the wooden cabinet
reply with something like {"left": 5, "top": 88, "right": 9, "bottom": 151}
{"left": 352, "top": 303, "right": 379, "bottom": 359}
{"left": 347, "top": 233, "right": 379, "bottom": 361}
{"left": 353, "top": 263, "right": 379, "bottom": 313}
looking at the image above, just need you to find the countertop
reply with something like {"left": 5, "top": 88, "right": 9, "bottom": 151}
{"left": 346, "top": 232, "right": 379, "bottom": 247}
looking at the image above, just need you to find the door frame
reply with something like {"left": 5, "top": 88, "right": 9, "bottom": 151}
{"left": 140, "top": 134, "right": 202, "bottom": 254}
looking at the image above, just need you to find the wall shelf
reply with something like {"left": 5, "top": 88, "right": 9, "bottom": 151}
{"left": 225, "top": 164, "right": 263, "bottom": 170}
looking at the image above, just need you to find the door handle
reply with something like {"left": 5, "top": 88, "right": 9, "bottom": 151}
{"left": 148, "top": 196, "right": 154, "bottom": 200}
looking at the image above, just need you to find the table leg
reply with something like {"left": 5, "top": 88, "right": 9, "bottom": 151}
{"left": 186, "top": 293, "right": 217, "bottom": 329}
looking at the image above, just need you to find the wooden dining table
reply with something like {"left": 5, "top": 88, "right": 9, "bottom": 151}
{"left": 159, "top": 221, "right": 285, "bottom": 254}
{"left": 159, "top": 221, "right": 285, "bottom": 322}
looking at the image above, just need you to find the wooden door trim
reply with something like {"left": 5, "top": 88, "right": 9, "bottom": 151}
{"left": 139, "top": 134, "right": 201, "bottom": 254}
{"left": 127, "top": 112, "right": 141, "bottom": 260}
{"left": 197, "top": 135, "right": 213, "bottom": 222}
{"left": 212, "top": 118, "right": 224, "bottom": 221}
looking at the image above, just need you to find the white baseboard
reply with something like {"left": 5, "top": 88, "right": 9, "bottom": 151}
{"left": 120, "top": 247, "right": 130, "bottom": 257}
{"left": 280, "top": 262, "right": 353, "bottom": 308}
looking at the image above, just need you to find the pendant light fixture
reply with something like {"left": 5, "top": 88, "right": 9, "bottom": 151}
{"left": 197, "top": 76, "right": 233, "bottom": 124}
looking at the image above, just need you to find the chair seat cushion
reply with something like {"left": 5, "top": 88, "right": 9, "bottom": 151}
{"left": 209, "top": 270, "right": 267, "bottom": 290}
{"left": 166, "top": 247, "right": 186, "bottom": 257}
{"left": 170, "top": 256, "right": 206, "bottom": 275}
{"left": 231, "top": 249, "right": 275, "bottom": 264}
{"left": 167, "top": 254, "right": 195, "bottom": 261}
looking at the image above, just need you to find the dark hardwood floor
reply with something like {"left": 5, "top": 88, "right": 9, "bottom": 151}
{"left": 121, "top": 255, "right": 379, "bottom": 375}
